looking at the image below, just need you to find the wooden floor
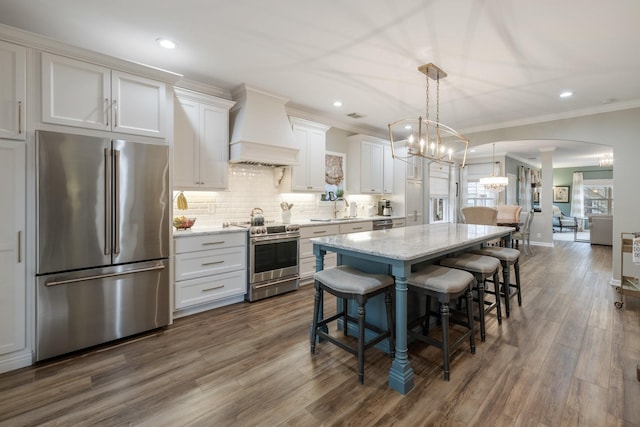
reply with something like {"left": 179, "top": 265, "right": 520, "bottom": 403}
{"left": 1, "top": 241, "right": 639, "bottom": 426}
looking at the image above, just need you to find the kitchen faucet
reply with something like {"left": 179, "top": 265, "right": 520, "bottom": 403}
{"left": 333, "top": 197, "right": 349, "bottom": 219}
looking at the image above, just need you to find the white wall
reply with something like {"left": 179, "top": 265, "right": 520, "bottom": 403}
{"left": 463, "top": 107, "right": 640, "bottom": 279}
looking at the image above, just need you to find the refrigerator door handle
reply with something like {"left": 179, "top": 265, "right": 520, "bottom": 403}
{"left": 104, "top": 148, "right": 111, "bottom": 256}
{"left": 44, "top": 264, "right": 166, "bottom": 287}
{"left": 113, "top": 149, "right": 120, "bottom": 255}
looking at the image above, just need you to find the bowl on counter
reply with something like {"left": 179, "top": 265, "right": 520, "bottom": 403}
{"left": 173, "top": 216, "right": 196, "bottom": 230}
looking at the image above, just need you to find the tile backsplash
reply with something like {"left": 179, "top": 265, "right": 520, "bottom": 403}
{"left": 173, "top": 164, "right": 379, "bottom": 226}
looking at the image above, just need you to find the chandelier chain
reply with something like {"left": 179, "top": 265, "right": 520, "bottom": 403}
{"left": 425, "top": 73, "right": 430, "bottom": 123}
{"left": 436, "top": 71, "right": 440, "bottom": 125}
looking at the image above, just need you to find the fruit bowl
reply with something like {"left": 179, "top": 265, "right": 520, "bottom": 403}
{"left": 173, "top": 216, "right": 196, "bottom": 230}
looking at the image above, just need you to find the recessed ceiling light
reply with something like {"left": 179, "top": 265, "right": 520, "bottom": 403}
{"left": 156, "top": 38, "right": 176, "bottom": 49}
{"left": 470, "top": 149, "right": 476, "bottom": 153}
{"left": 333, "top": 101, "right": 343, "bottom": 107}
{"left": 404, "top": 125, "right": 412, "bottom": 130}
{"left": 560, "top": 91, "right": 573, "bottom": 98}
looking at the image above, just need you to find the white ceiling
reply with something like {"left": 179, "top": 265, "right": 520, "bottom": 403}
{"left": 1, "top": 0, "right": 637, "bottom": 167}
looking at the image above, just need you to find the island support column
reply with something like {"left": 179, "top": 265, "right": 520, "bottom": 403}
{"left": 388, "top": 266, "right": 415, "bottom": 394}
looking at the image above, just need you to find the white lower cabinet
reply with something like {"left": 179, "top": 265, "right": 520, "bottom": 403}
{"left": 174, "top": 231, "right": 246, "bottom": 313}
{"left": 0, "top": 141, "right": 27, "bottom": 373}
{"left": 300, "top": 224, "right": 339, "bottom": 283}
{"left": 392, "top": 218, "right": 406, "bottom": 228}
{"left": 338, "top": 221, "right": 373, "bottom": 234}
{"left": 299, "top": 221, "right": 373, "bottom": 284}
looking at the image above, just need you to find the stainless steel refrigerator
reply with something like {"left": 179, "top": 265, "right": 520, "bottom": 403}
{"left": 35, "top": 130, "right": 170, "bottom": 361}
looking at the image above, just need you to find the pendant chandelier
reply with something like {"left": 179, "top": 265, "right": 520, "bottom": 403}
{"left": 479, "top": 143, "right": 508, "bottom": 192}
{"left": 599, "top": 154, "right": 613, "bottom": 167}
{"left": 388, "top": 63, "right": 469, "bottom": 167}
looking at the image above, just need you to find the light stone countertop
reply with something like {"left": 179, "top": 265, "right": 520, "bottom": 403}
{"left": 298, "top": 216, "right": 401, "bottom": 227}
{"left": 310, "top": 222, "right": 515, "bottom": 261}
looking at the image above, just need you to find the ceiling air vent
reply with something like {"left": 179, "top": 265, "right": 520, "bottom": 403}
{"left": 347, "top": 112, "right": 366, "bottom": 119}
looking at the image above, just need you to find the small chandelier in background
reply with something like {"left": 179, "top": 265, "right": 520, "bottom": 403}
{"left": 479, "top": 143, "right": 508, "bottom": 193}
{"left": 388, "top": 63, "right": 469, "bottom": 167}
{"left": 599, "top": 154, "right": 614, "bottom": 167}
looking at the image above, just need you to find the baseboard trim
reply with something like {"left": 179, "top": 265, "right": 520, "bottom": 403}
{"left": 0, "top": 350, "right": 33, "bottom": 374}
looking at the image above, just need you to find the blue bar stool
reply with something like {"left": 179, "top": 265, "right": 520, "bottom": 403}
{"left": 310, "top": 265, "right": 395, "bottom": 384}
{"left": 407, "top": 265, "right": 476, "bottom": 380}
{"left": 440, "top": 253, "right": 501, "bottom": 341}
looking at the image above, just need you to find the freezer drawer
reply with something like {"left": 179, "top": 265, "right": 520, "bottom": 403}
{"left": 36, "top": 260, "right": 169, "bottom": 361}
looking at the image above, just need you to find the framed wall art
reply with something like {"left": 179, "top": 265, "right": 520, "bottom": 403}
{"left": 323, "top": 151, "right": 346, "bottom": 201}
{"left": 553, "top": 186, "right": 570, "bottom": 203}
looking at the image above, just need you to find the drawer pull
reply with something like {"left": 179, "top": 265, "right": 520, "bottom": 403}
{"left": 352, "top": 227, "right": 363, "bottom": 230}
{"left": 313, "top": 231, "right": 327, "bottom": 234}
{"left": 202, "top": 260, "right": 224, "bottom": 266}
{"left": 202, "top": 241, "right": 225, "bottom": 246}
{"left": 202, "top": 285, "right": 224, "bottom": 292}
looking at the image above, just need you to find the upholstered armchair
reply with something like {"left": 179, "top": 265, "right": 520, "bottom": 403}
{"left": 460, "top": 206, "right": 498, "bottom": 225}
{"left": 552, "top": 205, "right": 577, "bottom": 232}
{"left": 496, "top": 205, "right": 522, "bottom": 226}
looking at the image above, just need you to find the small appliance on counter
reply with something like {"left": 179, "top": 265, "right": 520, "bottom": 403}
{"left": 250, "top": 207, "right": 264, "bottom": 226}
{"left": 378, "top": 199, "right": 393, "bottom": 216}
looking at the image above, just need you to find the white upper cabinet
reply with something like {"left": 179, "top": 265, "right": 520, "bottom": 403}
{"left": 173, "top": 88, "right": 235, "bottom": 190}
{"left": 42, "top": 53, "right": 166, "bottom": 138}
{"left": 347, "top": 134, "right": 393, "bottom": 194}
{"left": 0, "top": 41, "right": 26, "bottom": 140}
{"left": 289, "top": 117, "right": 329, "bottom": 192}
{"left": 383, "top": 145, "right": 394, "bottom": 193}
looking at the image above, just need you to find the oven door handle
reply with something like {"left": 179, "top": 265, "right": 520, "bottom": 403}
{"left": 251, "top": 236, "right": 299, "bottom": 244}
{"left": 253, "top": 276, "right": 300, "bottom": 289}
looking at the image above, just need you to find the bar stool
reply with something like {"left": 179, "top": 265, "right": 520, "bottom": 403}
{"left": 310, "top": 265, "right": 395, "bottom": 384}
{"left": 471, "top": 246, "right": 522, "bottom": 317}
{"left": 407, "top": 265, "right": 476, "bottom": 380}
{"left": 440, "top": 253, "right": 501, "bottom": 341}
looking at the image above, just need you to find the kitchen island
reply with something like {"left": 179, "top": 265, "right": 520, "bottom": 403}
{"left": 311, "top": 222, "right": 514, "bottom": 394}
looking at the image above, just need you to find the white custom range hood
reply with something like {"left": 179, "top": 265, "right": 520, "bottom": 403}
{"left": 229, "top": 85, "right": 299, "bottom": 166}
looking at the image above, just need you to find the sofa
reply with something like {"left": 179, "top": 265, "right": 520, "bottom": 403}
{"left": 589, "top": 215, "right": 613, "bottom": 246}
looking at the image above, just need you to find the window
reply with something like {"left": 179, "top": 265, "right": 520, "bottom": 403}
{"left": 466, "top": 181, "right": 497, "bottom": 207}
{"left": 584, "top": 180, "right": 613, "bottom": 215}
{"left": 460, "top": 162, "right": 500, "bottom": 209}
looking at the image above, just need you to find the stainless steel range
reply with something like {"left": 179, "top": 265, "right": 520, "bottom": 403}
{"left": 242, "top": 222, "right": 301, "bottom": 302}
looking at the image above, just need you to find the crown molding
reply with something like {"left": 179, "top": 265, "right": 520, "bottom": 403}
{"left": 0, "top": 23, "right": 182, "bottom": 83}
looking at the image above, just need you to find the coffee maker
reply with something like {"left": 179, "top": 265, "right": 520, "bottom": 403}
{"left": 378, "top": 199, "right": 392, "bottom": 216}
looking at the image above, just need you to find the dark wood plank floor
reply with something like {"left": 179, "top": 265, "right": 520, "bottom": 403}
{"left": 1, "top": 241, "right": 639, "bottom": 426}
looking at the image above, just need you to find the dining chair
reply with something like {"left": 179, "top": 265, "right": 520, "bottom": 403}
{"left": 512, "top": 211, "right": 534, "bottom": 255}
{"left": 460, "top": 206, "right": 498, "bottom": 226}
{"left": 496, "top": 205, "right": 522, "bottom": 226}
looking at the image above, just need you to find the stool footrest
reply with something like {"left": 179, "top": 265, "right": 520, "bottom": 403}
{"left": 408, "top": 328, "right": 473, "bottom": 354}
